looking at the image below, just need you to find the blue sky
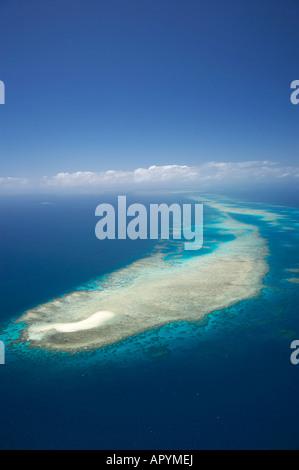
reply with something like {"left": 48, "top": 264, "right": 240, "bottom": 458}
{"left": 0, "top": 0, "right": 298, "bottom": 191}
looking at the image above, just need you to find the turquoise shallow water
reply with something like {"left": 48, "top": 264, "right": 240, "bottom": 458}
{"left": 0, "top": 193, "right": 298, "bottom": 449}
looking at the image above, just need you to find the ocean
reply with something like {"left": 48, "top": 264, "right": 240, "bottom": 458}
{"left": 0, "top": 191, "right": 298, "bottom": 450}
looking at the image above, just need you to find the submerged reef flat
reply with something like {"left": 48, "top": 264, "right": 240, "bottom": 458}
{"left": 190, "top": 196, "right": 284, "bottom": 225}
{"left": 286, "top": 278, "right": 299, "bottom": 284}
{"left": 16, "top": 201, "right": 269, "bottom": 352}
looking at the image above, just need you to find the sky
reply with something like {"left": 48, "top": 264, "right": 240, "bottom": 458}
{"left": 0, "top": 0, "right": 298, "bottom": 192}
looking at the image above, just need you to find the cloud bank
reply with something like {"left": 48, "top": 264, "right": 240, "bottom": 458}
{"left": 1, "top": 161, "right": 298, "bottom": 193}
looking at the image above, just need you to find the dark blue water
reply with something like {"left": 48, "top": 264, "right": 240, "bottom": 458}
{"left": 0, "top": 192, "right": 298, "bottom": 450}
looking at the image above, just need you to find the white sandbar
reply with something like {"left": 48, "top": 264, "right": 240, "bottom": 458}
{"left": 38, "top": 311, "right": 115, "bottom": 333}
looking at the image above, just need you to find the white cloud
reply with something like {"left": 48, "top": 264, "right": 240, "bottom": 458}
{"left": 1, "top": 161, "right": 298, "bottom": 193}
{"left": 0, "top": 177, "right": 28, "bottom": 190}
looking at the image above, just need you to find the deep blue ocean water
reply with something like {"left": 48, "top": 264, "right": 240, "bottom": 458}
{"left": 0, "top": 191, "right": 298, "bottom": 450}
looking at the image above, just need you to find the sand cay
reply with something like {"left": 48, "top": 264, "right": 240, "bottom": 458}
{"left": 36, "top": 311, "right": 115, "bottom": 334}
{"left": 17, "top": 200, "right": 269, "bottom": 352}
